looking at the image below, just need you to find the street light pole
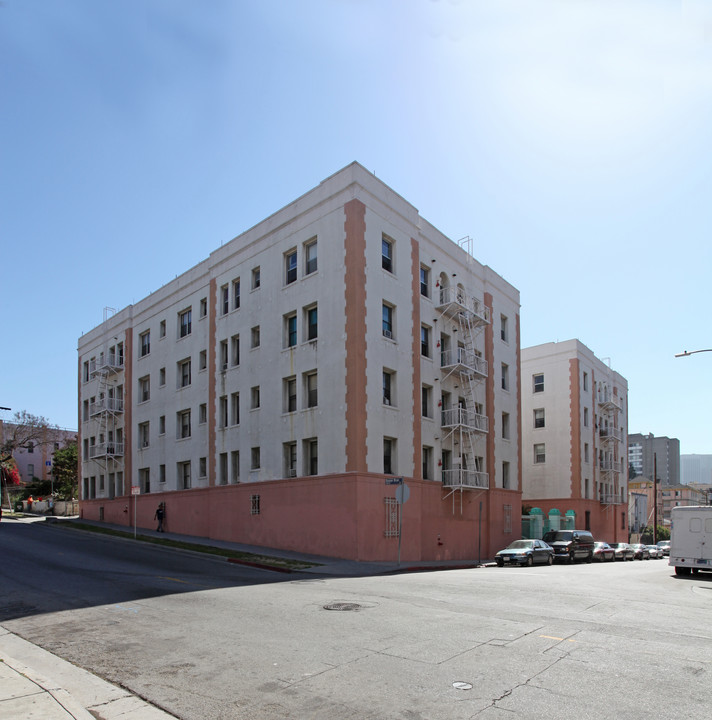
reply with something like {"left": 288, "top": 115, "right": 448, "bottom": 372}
{"left": 675, "top": 349, "right": 712, "bottom": 358}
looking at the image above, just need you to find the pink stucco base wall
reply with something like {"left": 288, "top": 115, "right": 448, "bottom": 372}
{"left": 79, "top": 474, "right": 522, "bottom": 562}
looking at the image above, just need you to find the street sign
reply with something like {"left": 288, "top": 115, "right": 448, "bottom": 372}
{"left": 395, "top": 483, "right": 410, "bottom": 505}
{"left": 45, "top": 460, "right": 52, "bottom": 466}
{"left": 385, "top": 477, "right": 403, "bottom": 485}
{"left": 131, "top": 485, "right": 140, "bottom": 495}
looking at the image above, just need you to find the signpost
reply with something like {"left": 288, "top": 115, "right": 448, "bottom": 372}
{"left": 131, "top": 485, "right": 140, "bottom": 538}
{"left": 385, "top": 478, "right": 408, "bottom": 565}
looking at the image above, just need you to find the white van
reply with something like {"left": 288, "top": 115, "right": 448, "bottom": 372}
{"left": 669, "top": 506, "right": 712, "bottom": 576}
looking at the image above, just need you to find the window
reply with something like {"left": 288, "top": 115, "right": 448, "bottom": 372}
{"left": 383, "top": 370, "right": 394, "bottom": 406}
{"left": 305, "top": 371, "right": 318, "bottom": 408}
{"left": 178, "top": 409, "right": 191, "bottom": 439}
{"left": 159, "top": 464, "right": 166, "bottom": 484}
{"left": 220, "top": 395, "right": 228, "bottom": 428}
{"left": 179, "top": 461, "right": 191, "bottom": 489}
{"left": 251, "top": 447, "right": 261, "bottom": 470}
{"left": 285, "top": 250, "right": 297, "bottom": 284}
{"left": 159, "top": 367, "right": 166, "bottom": 386}
{"left": 251, "top": 386, "right": 260, "bottom": 410}
{"left": 231, "top": 392, "right": 240, "bottom": 425}
{"left": 533, "top": 373, "right": 544, "bottom": 393}
{"left": 306, "top": 305, "right": 318, "bottom": 341}
{"left": 584, "top": 407, "right": 589, "bottom": 427}
{"left": 231, "top": 451, "right": 240, "bottom": 483}
{"left": 500, "top": 314, "right": 508, "bottom": 343}
{"left": 139, "top": 330, "right": 150, "bottom": 357}
{"left": 199, "top": 457, "right": 207, "bottom": 478}
{"left": 422, "top": 445, "right": 433, "bottom": 480}
{"left": 503, "top": 504, "right": 512, "bottom": 533}
{"left": 383, "top": 437, "right": 395, "bottom": 475}
{"left": 221, "top": 284, "right": 229, "bottom": 315}
{"left": 382, "top": 303, "right": 394, "bottom": 339}
{"left": 199, "top": 403, "right": 207, "bottom": 424}
{"left": 138, "top": 422, "right": 150, "bottom": 449}
{"left": 382, "top": 236, "right": 393, "bottom": 273}
{"left": 534, "top": 443, "right": 546, "bottom": 464}
{"left": 284, "top": 312, "right": 297, "bottom": 348}
{"left": 584, "top": 443, "right": 590, "bottom": 463}
{"left": 231, "top": 334, "right": 240, "bottom": 366}
{"left": 250, "top": 493, "right": 260, "bottom": 515}
{"left": 200, "top": 297, "right": 207, "bottom": 318}
{"left": 534, "top": 408, "right": 545, "bottom": 429}
{"left": 159, "top": 320, "right": 166, "bottom": 338}
{"left": 422, "top": 385, "right": 432, "bottom": 418}
{"left": 199, "top": 349, "right": 207, "bottom": 370}
{"left": 179, "top": 308, "right": 192, "bottom": 338}
{"left": 251, "top": 266, "right": 260, "bottom": 290}
{"left": 501, "top": 363, "right": 509, "bottom": 391}
{"left": 420, "top": 266, "right": 430, "bottom": 297}
{"left": 159, "top": 415, "right": 166, "bottom": 435}
{"left": 305, "top": 238, "right": 317, "bottom": 274}
{"left": 304, "top": 438, "right": 318, "bottom": 476}
{"left": 83, "top": 360, "right": 89, "bottom": 382}
{"left": 251, "top": 326, "right": 260, "bottom": 349}
{"left": 178, "top": 359, "right": 191, "bottom": 388}
{"left": 139, "top": 468, "right": 150, "bottom": 494}
{"left": 284, "top": 442, "right": 297, "bottom": 477}
{"left": 219, "top": 453, "right": 228, "bottom": 485}
{"left": 220, "top": 340, "right": 228, "bottom": 370}
{"left": 502, "top": 412, "right": 510, "bottom": 439}
{"left": 583, "top": 371, "right": 589, "bottom": 392}
{"left": 284, "top": 376, "right": 297, "bottom": 413}
{"left": 421, "top": 325, "right": 431, "bottom": 358}
{"left": 233, "top": 278, "right": 240, "bottom": 310}
{"left": 502, "top": 461, "right": 510, "bottom": 489}
{"left": 139, "top": 376, "right": 150, "bottom": 403}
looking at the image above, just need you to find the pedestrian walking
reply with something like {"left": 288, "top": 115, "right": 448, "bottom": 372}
{"left": 154, "top": 502, "right": 165, "bottom": 532}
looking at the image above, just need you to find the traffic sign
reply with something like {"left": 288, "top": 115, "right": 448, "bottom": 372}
{"left": 395, "top": 483, "right": 410, "bottom": 505}
{"left": 131, "top": 485, "right": 140, "bottom": 495}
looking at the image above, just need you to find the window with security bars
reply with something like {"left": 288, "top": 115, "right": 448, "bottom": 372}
{"left": 250, "top": 494, "right": 261, "bottom": 515}
{"left": 384, "top": 497, "right": 400, "bottom": 537}
{"left": 503, "top": 504, "right": 512, "bottom": 533}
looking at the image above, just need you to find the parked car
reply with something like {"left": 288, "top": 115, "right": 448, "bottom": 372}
{"left": 647, "top": 545, "right": 661, "bottom": 559}
{"left": 593, "top": 542, "right": 615, "bottom": 562}
{"left": 657, "top": 540, "right": 671, "bottom": 557}
{"left": 630, "top": 543, "right": 650, "bottom": 560}
{"left": 542, "top": 529, "right": 595, "bottom": 563}
{"left": 609, "top": 542, "right": 635, "bottom": 561}
{"left": 495, "top": 539, "right": 554, "bottom": 567}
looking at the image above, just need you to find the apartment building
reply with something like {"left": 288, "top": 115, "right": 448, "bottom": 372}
{"left": 521, "top": 340, "right": 628, "bottom": 542}
{"left": 628, "top": 433, "right": 680, "bottom": 486}
{"left": 77, "top": 162, "right": 521, "bottom": 562}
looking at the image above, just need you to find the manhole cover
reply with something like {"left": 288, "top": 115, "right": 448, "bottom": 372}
{"left": 323, "top": 602, "right": 362, "bottom": 611}
{"left": 452, "top": 681, "right": 473, "bottom": 691}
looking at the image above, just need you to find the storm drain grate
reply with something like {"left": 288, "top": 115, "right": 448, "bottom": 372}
{"left": 323, "top": 602, "right": 362, "bottom": 612}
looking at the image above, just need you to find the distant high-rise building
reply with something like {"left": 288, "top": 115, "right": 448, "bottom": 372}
{"left": 627, "top": 433, "right": 680, "bottom": 486}
{"left": 681, "top": 455, "right": 712, "bottom": 486}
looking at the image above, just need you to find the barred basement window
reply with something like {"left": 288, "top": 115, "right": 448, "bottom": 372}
{"left": 384, "top": 497, "right": 400, "bottom": 537}
{"left": 250, "top": 494, "right": 261, "bottom": 515}
{"left": 503, "top": 504, "right": 512, "bottom": 533}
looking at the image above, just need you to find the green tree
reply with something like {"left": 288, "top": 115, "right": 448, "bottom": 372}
{"left": 52, "top": 442, "right": 78, "bottom": 500}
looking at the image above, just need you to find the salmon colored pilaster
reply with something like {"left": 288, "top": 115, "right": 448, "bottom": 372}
{"left": 410, "top": 238, "right": 422, "bottom": 479}
{"left": 569, "top": 358, "right": 581, "bottom": 499}
{"left": 591, "top": 368, "right": 598, "bottom": 501}
{"left": 209, "top": 277, "right": 217, "bottom": 486}
{"left": 344, "top": 199, "right": 368, "bottom": 472}
{"left": 124, "top": 328, "right": 133, "bottom": 496}
{"left": 515, "top": 313, "right": 522, "bottom": 493}
{"left": 484, "top": 293, "right": 495, "bottom": 486}
{"left": 77, "top": 356, "right": 83, "bottom": 472}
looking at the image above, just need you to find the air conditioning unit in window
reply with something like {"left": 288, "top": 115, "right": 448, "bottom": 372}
{"left": 383, "top": 329, "right": 393, "bottom": 339}
{"left": 287, "top": 469, "right": 297, "bottom": 478}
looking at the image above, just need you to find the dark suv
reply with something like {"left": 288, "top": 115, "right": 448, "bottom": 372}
{"left": 542, "top": 530, "right": 595, "bottom": 563}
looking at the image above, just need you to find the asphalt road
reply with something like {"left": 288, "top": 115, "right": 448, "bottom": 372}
{"left": 1, "top": 518, "right": 710, "bottom": 720}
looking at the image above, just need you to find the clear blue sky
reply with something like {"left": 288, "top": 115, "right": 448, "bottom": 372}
{"left": 1, "top": 0, "right": 710, "bottom": 454}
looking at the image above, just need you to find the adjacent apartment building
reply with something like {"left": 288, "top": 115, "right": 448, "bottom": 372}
{"left": 628, "top": 433, "right": 680, "bottom": 486}
{"left": 77, "top": 162, "right": 521, "bottom": 562}
{"left": 521, "top": 340, "right": 628, "bottom": 542}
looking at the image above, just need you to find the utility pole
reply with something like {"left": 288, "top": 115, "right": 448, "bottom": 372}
{"left": 653, "top": 453, "right": 658, "bottom": 545}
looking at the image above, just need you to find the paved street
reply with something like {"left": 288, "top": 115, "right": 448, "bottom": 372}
{"left": 1, "top": 518, "right": 710, "bottom": 719}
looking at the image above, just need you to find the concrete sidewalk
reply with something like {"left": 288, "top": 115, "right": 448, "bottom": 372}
{"left": 0, "top": 627, "right": 176, "bottom": 719}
